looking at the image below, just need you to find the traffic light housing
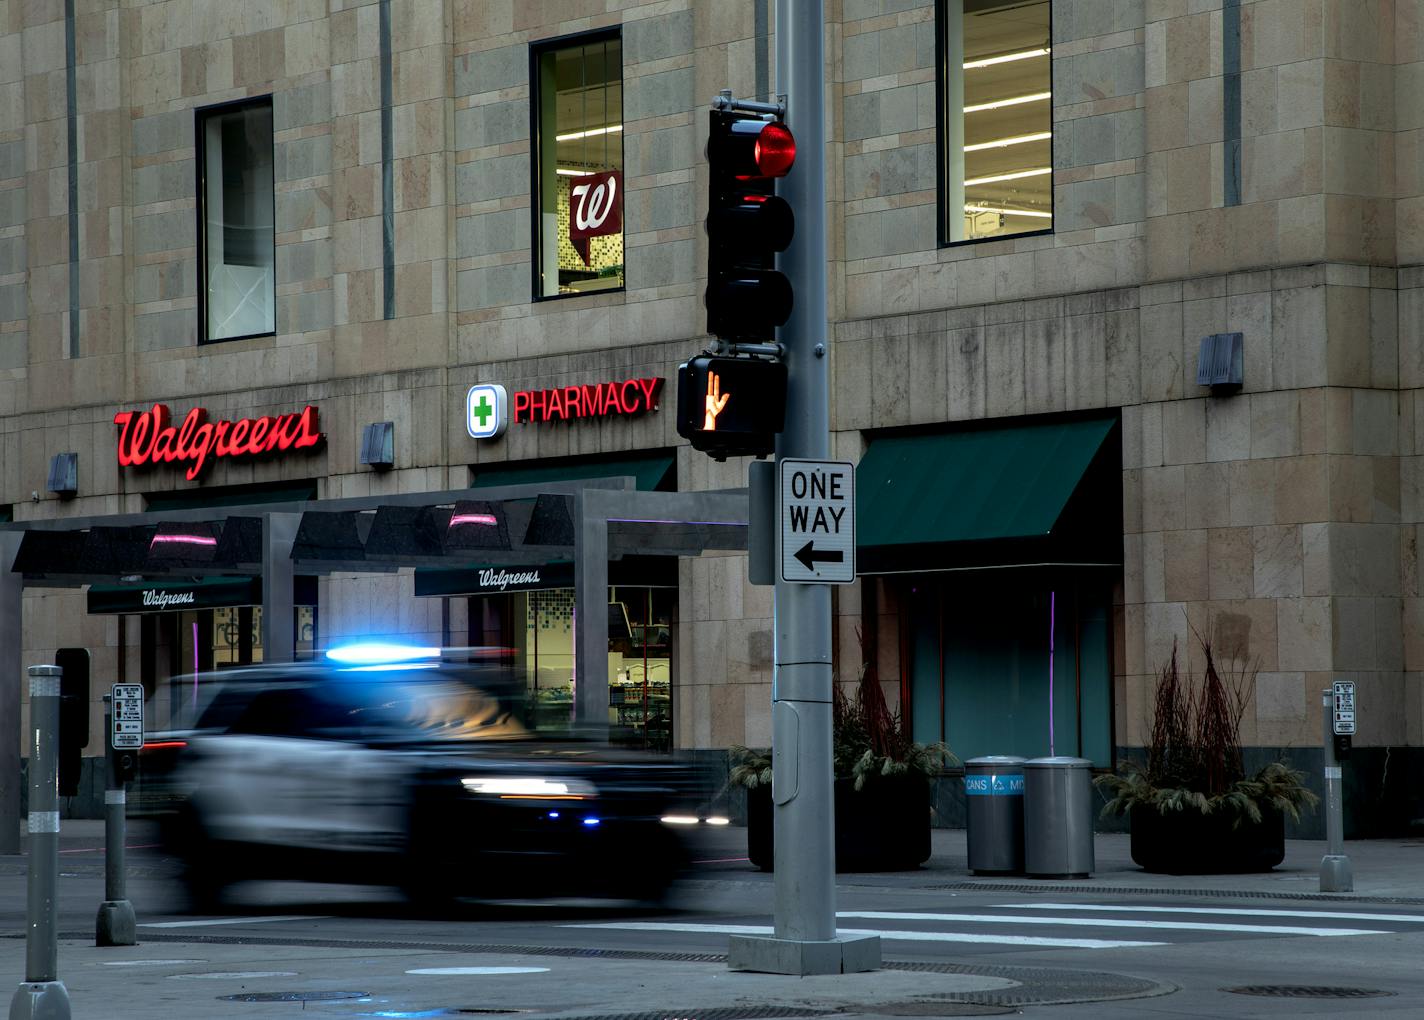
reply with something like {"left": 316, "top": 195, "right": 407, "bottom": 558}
{"left": 676, "top": 355, "right": 788, "bottom": 460}
{"left": 705, "top": 110, "right": 796, "bottom": 340}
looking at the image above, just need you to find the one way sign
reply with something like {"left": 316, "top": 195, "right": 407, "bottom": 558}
{"left": 780, "top": 458, "right": 855, "bottom": 584}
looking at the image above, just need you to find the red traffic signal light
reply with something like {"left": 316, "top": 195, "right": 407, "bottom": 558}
{"left": 753, "top": 122, "right": 795, "bottom": 177}
{"left": 705, "top": 109, "right": 797, "bottom": 340}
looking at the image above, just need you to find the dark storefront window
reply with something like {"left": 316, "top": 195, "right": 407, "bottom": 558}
{"left": 198, "top": 98, "right": 275, "bottom": 341}
{"left": 940, "top": 0, "right": 1053, "bottom": 243}
{"left": 906, "top": 576, "right": 1111, "bottom": 766}
{"left": 532, "top": 31, "right": 625, "bottom": 298}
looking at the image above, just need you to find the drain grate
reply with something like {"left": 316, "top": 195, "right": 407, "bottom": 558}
{"left": 1224, "top": 985, "right": 1397, "bottom": 999}
{"left": 218, "top": 989, "right": 370, "bottom": 1003}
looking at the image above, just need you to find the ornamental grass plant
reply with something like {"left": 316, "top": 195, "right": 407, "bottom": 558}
{"left": 1097, "top": 635, "right": 1317, "bottom": 826}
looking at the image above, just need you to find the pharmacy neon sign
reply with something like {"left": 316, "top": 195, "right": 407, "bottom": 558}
{"left": 511, "top": 377, "right": 662, "bottom": 425}
{"left": 114, "top": 404, "right": 324, "bottom": 480}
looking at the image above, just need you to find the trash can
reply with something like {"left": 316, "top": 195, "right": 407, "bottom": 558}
{"left": 963, "top": 756, "right": 1026, "bottom": 874}
{"left": 1023, "top": 757, "right": 1095, "bottom": 878}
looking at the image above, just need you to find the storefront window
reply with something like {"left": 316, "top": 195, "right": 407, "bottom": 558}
{"left": 472, "top": 583, "right": 673, "bottom": 750}
{"left": 941, "top": 0, "right": 1053, "bottom": 242}
{"left": 199, "top": 98, "right": 275, "bottom": 340}
{"left": 532, "top": 32, "right": 624, "bottom": 298}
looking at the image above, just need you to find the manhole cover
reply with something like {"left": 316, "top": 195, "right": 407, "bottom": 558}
{"left": 218, "top": 990, "right": 371, "bottom": 1003}
{"left": 1224, "top": 985, "right": 1397, "bottom": 999}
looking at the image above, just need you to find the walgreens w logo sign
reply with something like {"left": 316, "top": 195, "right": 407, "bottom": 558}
{"left": 569, "top": 170, "right": 621, "bottom": 264}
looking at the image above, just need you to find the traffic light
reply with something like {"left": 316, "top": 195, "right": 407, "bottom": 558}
{"left": 676, "top": 355, "right": 787, "bottom": 460}
{"left": 705, "top": 110, "right": 796, "bottom": 340}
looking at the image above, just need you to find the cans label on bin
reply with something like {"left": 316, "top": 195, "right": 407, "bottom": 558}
{"left": 965, "top": 773, "right": 1024, "bottom": 796}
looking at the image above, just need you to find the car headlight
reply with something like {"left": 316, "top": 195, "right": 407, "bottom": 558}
{"left": 461, "top": 776, "right": 597, "bottom": 800}
{"left": 661, "top": 814, "right": 731, "bottom": 826}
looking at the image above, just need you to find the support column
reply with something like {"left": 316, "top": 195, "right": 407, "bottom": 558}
{"left": 261, "top": 514, "right": 299, "bottom": 665}
{"left": 0, "top": 533, "right": 22, "bottom": 855}
{"left": 572, "top": 492, "right": 609, "bottom": 736}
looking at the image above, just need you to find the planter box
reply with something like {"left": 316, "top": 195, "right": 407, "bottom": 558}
{"left": 1129, "top": 803, "right": 1285, "bottom": 874}
{"left": 746, "top": 775, "right": 931, "bottom": 872}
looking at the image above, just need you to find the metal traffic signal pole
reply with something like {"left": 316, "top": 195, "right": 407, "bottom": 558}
{"left": 727, "top": 0, "right": 879, "bottom": 976}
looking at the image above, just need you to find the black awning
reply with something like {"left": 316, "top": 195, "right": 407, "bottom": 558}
{"left": 12, "top": 531, "right": 88, "bottom": 580}
{"left": 81, "top": 526, "right": 157, "bottom": 576}
{"left": 445, "top": 500, "right": 512, "bottom": 553}
{"left": 212, "top": 516, "right": 263, "bottom": 569}
{"left": 145, "top": 520, "right": 221, "bottom": 569}
{"left": 523, "top": 494, "right": 575, "bottom": 546}
{"left": 363, "top": 505, "right": 450, "bottom": 563}
{"left": 292, "top": 511, "right": 371, "bottom": 571}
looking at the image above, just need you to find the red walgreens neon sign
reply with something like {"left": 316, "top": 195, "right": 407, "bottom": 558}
{"left": 114, "top": 404, "right": 324, "bottom": 481}
{"left": 512, "top": 377, "right": 662, "bottom": 425}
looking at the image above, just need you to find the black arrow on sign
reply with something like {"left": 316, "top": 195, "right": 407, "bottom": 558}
{"left": 794, "top": 541, "right": 844, "bottom": 572}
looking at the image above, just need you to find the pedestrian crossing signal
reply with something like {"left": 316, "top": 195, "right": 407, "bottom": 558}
{"left": 676, "top": 355, "right": 787, "bottom": 460}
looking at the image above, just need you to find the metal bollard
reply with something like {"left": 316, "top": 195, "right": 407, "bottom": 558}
{"left": 9, "top": 665, "right": 72, "bottom": 1020}
{"left": 1319, "top": 688, "right": 1353, "bottom": 892}
{"left": 95, "top": 696, "right": 136, "bottom": 946}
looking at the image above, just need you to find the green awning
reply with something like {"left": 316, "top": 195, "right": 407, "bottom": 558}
{"left": 87, "top": 576, "right": 263, "bottom": 614}
{"left": 857, "top": 417, "right": 1116, "bottom": 549}
{"left": 470, "top": 452, "right": 674, "bottom": 492}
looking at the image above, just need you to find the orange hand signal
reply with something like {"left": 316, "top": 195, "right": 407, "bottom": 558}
{"left": 703, "top": 370, "right": 731, "bottom": 431}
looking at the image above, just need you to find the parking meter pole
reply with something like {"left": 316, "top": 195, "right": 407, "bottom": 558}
{"left": 1319, "top": 688, "right": 1353, "bottom": 892}
{"left": 95, "top": 697, "right": 136, "bottom": 947}
{"left": 726, "top": 0, "right": 878, "bottom": 976}
{"left": 9, "top": 665, "right": 72, "bottom": 1020}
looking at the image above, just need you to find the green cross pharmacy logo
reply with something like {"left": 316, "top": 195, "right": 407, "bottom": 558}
{"left": 466, "top": 384, "right": 509, "bottom": 440}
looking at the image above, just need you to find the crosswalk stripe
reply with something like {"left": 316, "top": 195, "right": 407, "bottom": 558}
{"left": 995, "top": 903, "right": 1424, "bottom": 924}
{"left": 837, "top": 910, "right": 1386, "bottom": 937}
{"left": 565, "top": 921, "right": 1164, "bottom": 950}
{"left": 138, "top": 915, "right": 326, "bottom": 929}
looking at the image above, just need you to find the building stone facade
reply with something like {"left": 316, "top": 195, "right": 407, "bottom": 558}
{"left": 1, "top": 0, "right": 1421, "bottom": 832}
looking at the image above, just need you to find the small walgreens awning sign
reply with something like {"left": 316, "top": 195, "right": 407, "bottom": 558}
{"left": 466, "top": 377, "right": 663, "bottom": 440}
{"left": 114, "top": 404, "right": 324, "bottom": 480}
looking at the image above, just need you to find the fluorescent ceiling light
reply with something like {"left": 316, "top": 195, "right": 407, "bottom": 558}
{"left": 556, "top": 124, "right": 623, "bottom": 142}
{"left": 556, "top": 168, "right": 594, "bottom": 177}
{"left": 964, "top": 91, "right": 1052, "bottom": 113}
{"left": 965, "top": 204, "right": 1053, "bottom": 219}
{"left": 964, "top": 131, "right": 1052, "bottom": 152}
{"left": 964, "top": 47, "right": 1051, "bottom": 70}
{"left": 963, "top": 167, "right": 1052, "bottom": 186}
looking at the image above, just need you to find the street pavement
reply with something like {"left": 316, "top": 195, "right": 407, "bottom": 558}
{"left": 2, "top": 821, "right": 1423, "bottom": 1018}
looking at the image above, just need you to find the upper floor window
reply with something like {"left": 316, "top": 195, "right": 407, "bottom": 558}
{"left": 198, "top": 98, "right": 275, "bottom": 342}
{"left": 532, "top": 31, "right": 624, "bottom": 299}
{"left": 941, "top": 1, "right": 1053, "bottom": 244}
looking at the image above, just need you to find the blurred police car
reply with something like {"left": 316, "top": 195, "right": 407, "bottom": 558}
{"left": 162, "top": 643, "right": 719, "bottom": 908}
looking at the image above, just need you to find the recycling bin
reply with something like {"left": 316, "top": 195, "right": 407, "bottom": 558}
{"left": 1023, "top": 756, "right": 1095, "bottom": 878}
{"left": 963, "top": 756, "right": 1026, "bottom": 875}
